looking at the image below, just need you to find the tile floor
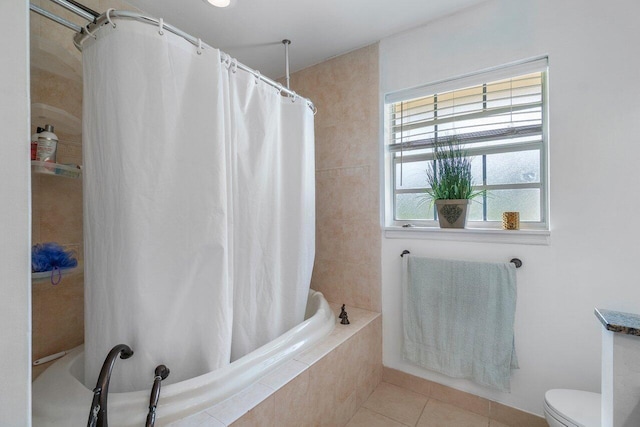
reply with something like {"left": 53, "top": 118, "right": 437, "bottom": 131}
{"left": 346, "top": 382, "right": 524, "bottom": 427}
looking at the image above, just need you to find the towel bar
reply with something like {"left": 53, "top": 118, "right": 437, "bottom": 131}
{"left": 399, "top": 250, "right": 522, "bottom": 268}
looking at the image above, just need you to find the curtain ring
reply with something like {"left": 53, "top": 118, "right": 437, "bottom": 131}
{"left": 106, "top": 8, "right": 116, "bottom": 28}
{"left": 158, "top": 18, "right": 164, "bottom": 35}
{"left": 84, "top": 24, "right": 97, "bottom": 39}
{"left": 197, "top": 38, "right": 202, "bottom": 55}
{"left": 223, "top": 53, "right": 231, "bottom": 68}
{"left": 231, "top": 58, "right": 238, "bottom": 73}
{"left": 276, "top": 83, "right": 283, "bottom": 94}
{"left": 254, "top": 70, "right": 261, "bottom": 85}
{"left": 290, "top": 91, "right": 298, "bottom": 103}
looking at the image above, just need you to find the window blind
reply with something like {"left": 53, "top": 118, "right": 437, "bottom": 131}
{"left": 387, "top": 58, "right": 547, "bottom": 154}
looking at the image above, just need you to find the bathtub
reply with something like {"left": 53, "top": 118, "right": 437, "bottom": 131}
{"left": 32, "top": 289, "right": 335, "bottom": 426}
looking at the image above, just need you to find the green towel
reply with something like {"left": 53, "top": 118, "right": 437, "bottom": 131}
{"left": 402, "top": 255, "right": 518, "bottom": 392}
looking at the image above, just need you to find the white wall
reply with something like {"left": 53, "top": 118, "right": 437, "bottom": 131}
{"left": 380, "top": 0, "right": 640, "bottom": 416}
{"left": 0, "top": 0, "right": 32, "bottom": 425}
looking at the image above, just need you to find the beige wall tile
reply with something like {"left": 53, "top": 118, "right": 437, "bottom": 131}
{"left": 315, "top": 168, "right": 343, "bottom": 221}
{"left": 291, "top": 44, "right": 381, "bottom": 313}
{"left": 304, "top": 312, "right": 381, "bottom": 426}
{"left": 362, "top": 382, "right": 428, "bottom": 426}
{"left": 32, "top": 271, "right": 84, "bottom": 379}
{"left": 489, "top": 402, "right": 547, "bottom": 427}
{"left": 334, "top": 338, "right": 359, "bottom": 403}
{"left": 307, "top": 350, "right": 340, "bottom": 426}
{"left": 31, "top": 68, "right": 82, "bottom": 122}
{"left": 36, "top": 175, "right": 83, "bottom": 244}
{"left": 307, "top": 338, "right": 360, "bottom": 426}
{"left": 335, "top": 390, "right": 358, "bottom": 427}
{"left": 55, "top": 141, "right": 83, "bottom": 165}
{"left": 417, "top": 399, "right": 489, "bottom": 427}
{"left": 36, "top": 13, "right": 83, "bottom": 64}
{"left": 30, "top": 30, "right": 82, "bottom": 83}
{"left": 32, "top": 174, "right": 42, "bottom": 244}
{"left": 341, "top": 261, "right": 375, "bottom": 310}
{"left": 310, "top": 258, "right": 343, "bottom": 305}
{"left": 341, "top": 220, "right": 379, "bottom": 265}
{"left": 355, "top": 318, "right": 383, "bottom": 408}
{"left": 273, "top": 370, "right": 310, "bottom": 427}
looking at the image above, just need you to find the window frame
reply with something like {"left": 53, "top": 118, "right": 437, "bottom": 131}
{"left": 383, "top": 57, "right": 549, "bottom": 232}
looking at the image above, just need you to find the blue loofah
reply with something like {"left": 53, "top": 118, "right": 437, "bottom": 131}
{"left": 32, "top": 242, "right": 78, "bottom": 273}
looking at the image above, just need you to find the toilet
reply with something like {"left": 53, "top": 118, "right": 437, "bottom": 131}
{"left": 544, "top": 389, "right": 601, "bottom": 427}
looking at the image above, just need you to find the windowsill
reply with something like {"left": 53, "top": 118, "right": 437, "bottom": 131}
{"left": 384, "top": 226, "right": 550, "bottom": 245}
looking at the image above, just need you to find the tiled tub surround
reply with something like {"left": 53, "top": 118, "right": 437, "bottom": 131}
{"left": 33, "top": 291, "right": 340, "bottom": 426}
{"left": 167, "top": 304, "right": 382, "bottom": 426}
{"left": 597, "top": 308, "right": 640, "bottom": 427}
{"left": 166, "top": 310, "right": 548, "bottom": 427}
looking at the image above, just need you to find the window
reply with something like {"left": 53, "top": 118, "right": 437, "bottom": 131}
{"left": 384, "top": 58, "right": 548, "bottom": 230}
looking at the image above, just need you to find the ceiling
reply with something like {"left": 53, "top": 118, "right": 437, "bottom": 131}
{"left": 124, "top": 0, "right": 486, "bottom": 80}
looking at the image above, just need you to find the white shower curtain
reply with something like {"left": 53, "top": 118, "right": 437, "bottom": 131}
{"left": 82, "top": 19, "right": 314, "bottom": 392}
{"left": 227, "top": 69, "right": 316, "bottom": 360}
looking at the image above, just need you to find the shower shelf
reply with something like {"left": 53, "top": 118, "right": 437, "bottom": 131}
{"left": 32, "top": 267, "right": 78, "bottom": 284}
{"left": 31, "top": 161, "right": 82, "bottom": 179}
{"left": 31, "top": 103, "right": 81, "bottom": 137}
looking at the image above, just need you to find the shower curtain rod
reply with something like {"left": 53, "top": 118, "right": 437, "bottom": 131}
{"left": 30, "top": 3, "right": 83, "bottom": 32}
{"left": 29, "top": 0, "right": 315, "bottom": 113}
{"left": 76, "top": 10, "right": 316, "bottom": 113}
{"left": 30, "top": 0, "right": 315, "bottom": 113}
{"left": 29, "top": 0, "right": 98, "bottom": 31}
{"left": 47, "top": 0, "right": 98, "bottom": 21}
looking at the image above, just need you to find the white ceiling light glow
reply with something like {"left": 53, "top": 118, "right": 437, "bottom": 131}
{"left": 205, "top": 0, "right": 230, "bottom": 7}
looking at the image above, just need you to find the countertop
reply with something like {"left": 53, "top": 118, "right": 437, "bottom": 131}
{"left": 595, "top": 308, "right": 640, "bottom": 336}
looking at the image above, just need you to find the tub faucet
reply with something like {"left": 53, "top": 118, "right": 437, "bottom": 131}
{"left": 339, "top": 304, "right": 350, "bottom": 325}
{"left": 145, "top": 364, "right": 170, "bottom": 427}
{"left": 87, "top": 344, "right": 134, "bottom": 427}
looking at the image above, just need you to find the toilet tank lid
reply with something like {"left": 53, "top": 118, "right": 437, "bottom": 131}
{"left": 545, "top": 389, "right": 601, "bottom": 427}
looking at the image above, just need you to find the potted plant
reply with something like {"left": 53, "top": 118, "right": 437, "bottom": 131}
{"left": 424, "top": 140, "right": 482, "bottom": 228}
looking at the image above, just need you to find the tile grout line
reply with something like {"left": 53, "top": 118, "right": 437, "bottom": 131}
{"left": 412, "top": 396, "right": 430, "bottom": 427}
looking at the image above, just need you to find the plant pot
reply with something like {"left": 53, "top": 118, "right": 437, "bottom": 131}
{"left": 435, "top": 199, "right": 471, "bottom": 228}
